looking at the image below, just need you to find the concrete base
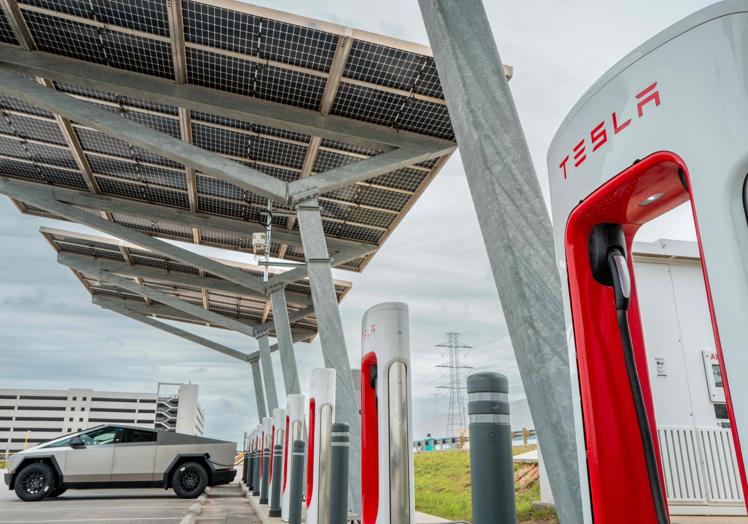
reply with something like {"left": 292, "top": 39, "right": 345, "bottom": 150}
{"left": 415, "top": 511, "right": 450, "bottom": 523}
{"left": 532, "top": 501, "right": 556, "bottom": 512}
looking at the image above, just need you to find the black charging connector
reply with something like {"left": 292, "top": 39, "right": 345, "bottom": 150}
{"left": 588, "top": 224, "right": 670, "bottom": 524}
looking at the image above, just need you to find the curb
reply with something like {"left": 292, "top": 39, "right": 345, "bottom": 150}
{"left": 178, "top": 490, "right": 208, "bottom": 524}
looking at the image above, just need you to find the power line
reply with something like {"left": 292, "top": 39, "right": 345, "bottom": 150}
{"left": 435, "top": 332, "right": 473, "bottom": 438}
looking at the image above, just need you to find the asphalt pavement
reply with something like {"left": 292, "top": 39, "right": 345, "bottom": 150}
{"left": 0, "top": 470, "right": 194, "bottom": 524}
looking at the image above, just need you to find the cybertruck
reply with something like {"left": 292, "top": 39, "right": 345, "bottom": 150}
{"left": 4, "top": 424, "right": 237, "bottom": 501}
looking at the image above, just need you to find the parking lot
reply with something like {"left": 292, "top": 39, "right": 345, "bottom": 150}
{"left": 0, "top": 476, "right": 192, "bottom": 523}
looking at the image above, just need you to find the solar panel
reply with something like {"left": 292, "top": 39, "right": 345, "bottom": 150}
{"left": 41, "top": 227, "right": 352, "bottom": 341}
{"left": 344, "top": 39, "right": 444, "bottom": 99}
{"left": 0, "top": 0, "right": 459, "bottom": 274}
{"left": 0, "top": 9, "right": 18, "bottom": 44}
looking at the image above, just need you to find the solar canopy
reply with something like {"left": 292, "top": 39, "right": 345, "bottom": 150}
{"left": 0, "top": 0, "right": 484, "bottom": 272}
{"left": 41, "top": 226, "right": 352, "bottom": 342}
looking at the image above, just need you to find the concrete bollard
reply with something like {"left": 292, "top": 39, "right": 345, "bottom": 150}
{"left": 288, "top": 440, "right": 305, "bottom": 524}
{"left": 270, "top": 444, "right": 284, "bottom": 516}
{"left": 467, "top": 372, "right": 516, "bottom": 524}
{"left": 328, "top": 422, "right": 349, "bottom": 524}
{"left": 260, "top": 446, "right": 271, "bottom": 504}
{"left": 252, "top": 448, "right": 261, "bottom": 495}
{"left": 244, "top": 454, "right": 251, "bottom": 486}
{"left": 248, "top": 450, "right": 256, "bottom": 490}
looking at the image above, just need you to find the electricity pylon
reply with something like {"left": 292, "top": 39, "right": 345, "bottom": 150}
{"left": 436, "top": 332, "right": 473, "bottom": 438}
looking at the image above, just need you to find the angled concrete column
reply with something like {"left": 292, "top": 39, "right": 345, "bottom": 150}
{"left": 295, "top": 196, "right": 361, "bottom": 513}
{"left": 270, "top": 288, "right": 301, "bottom": 395}
{"left": 258, "top": 334, "right": 279, "bottom": 412}
{"left": 418, "top": 2, "right": 583, "bottom": 523}
{"left": 251, "top": 360, "right": 268, "bottom": 420}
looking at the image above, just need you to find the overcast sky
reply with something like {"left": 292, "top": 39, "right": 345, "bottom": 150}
{"left": 0, "top": 0, "right": 712, "bottom": 444}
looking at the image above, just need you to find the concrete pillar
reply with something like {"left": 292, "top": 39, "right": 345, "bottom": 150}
{"left": 258, "top": 334, "right": 279, "bottom": 412}
{"left": 251, "top": 360, "right": 268, "bottom": 420}
{"left": 270, "top": 288, "right": 301, "bottom": 394}
{"left": 418, "top": 2, "right": 582, "bottom": 522}
{"left": 296, "top": 196, "right": 361, "bottom": 513}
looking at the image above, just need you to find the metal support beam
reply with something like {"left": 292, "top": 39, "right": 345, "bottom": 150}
{"left": 94, "top": 295, "right": 250, "bottom": 362}
{"left": 296, "top": 196, "right": 360, "bottom": 512}
{"left": 1, "top": 177, "right": 369, "bottom": 257}
{"left": 87, "top": 295, "right": 316, "bottom": 345}
{"left": 257, "top": 334, "right": 279, "bottom": 412}
{"left": 0, "top": 44, "right": 455, "bottom": 154}
{"left": 0, "top": 69, "right": 288, "bottom": 202}
{"left": 266, "top": 242, "right": 376, "bottom": 290}
{"left": 0, "top": 177, "right": 267, "bottom": 294}
{"left": 59, "top": 254, "right": 258, "bottom": 338}
{"left": 251, "top": 360, "right": 268, "bottom": 420}
{"left": 418, "top": 2, "right": 582, "bottom": 522}
{"left": 270, "top": 288, "right": 301, "bottom": 395}
{"left": 56, "top": 252, "right": 314, "bottom": 308}
{"left": 289, "top": 145, "right": 454, "bottom": 202}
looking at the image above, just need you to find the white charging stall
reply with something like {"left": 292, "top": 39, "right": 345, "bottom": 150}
{"left": 546, "top": 3, "right": 748, "bottom": 521}
{"left": 306, "top": 368, "right": 336, "bottom": 524}
{"left": 261, "top": 416, "right": 272, "bottom": 481}
{"left": 282, "top": 393, "right": 306, "bottom": 522}
{"left": 361, "top": 302, "right": 415, "bottom": 524}
{"left": 269, "top": 407, "right": 286, "bottom": 503}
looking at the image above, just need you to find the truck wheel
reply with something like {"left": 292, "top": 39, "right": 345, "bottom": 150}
{"left": 14, "top": 463, "right": 55, "bottom": 502}
{"left": 172, "top": 462, "right": 208, "bottom": 499}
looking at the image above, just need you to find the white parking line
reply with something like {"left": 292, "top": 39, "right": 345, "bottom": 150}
{"left": 0, "top": 519, "right": 183, "bottom": 523}
{"left": 0, "top": 505, "right": 189, "bottom": 512}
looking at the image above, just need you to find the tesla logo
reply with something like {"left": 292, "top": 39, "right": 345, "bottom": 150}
{"left": 559, "top": 82, "right": 661, "bottom": 180}
{"left": 362, "top": 324, "right": 376, "bottom": 341}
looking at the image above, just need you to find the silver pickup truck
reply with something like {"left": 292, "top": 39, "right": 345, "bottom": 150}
{"left": 4, "top": 424, "right": 237, "bottom": 501}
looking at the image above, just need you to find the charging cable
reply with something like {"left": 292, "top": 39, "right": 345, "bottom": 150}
{"left": 607, "top": 245, "right": 670, "bottom": 524}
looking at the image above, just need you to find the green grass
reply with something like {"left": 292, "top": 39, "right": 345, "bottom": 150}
{"left": 414, "top": 446, "right": 559, "bottom": 523}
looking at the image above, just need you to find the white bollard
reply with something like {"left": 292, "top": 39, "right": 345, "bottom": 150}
{"left": 361, "top": 302, "right": 415, "bottom": 524}
{"left": 282, "top": 394, "right": 306, "bottom": 522}
{"left": 306, "top": 368, "right": 336, "bottom": 524}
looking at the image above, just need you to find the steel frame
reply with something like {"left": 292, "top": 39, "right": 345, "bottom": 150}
{"left": 0, "top": 2, "right": 466, "bottom": 505}
{"left": 419, "top": 1, "right": 581, "bottom": 521}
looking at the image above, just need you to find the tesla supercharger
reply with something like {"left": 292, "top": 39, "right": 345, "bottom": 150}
{"left": 262, "top": 416, "right": 272, "bottom": 481}
{"left": 282, "top": 393, "right": 305, "bottom": 522}
{"left": 361, "top": 302, "right": 415, "bottom": 524}
{"left": 547, "top": 3, "right": 748, "bottom": 522}
{"left": 306, "top": 368, "right": 336, "bottom": 524}
{"left": 269, "top": 407, "right": 286, "bottom": 504}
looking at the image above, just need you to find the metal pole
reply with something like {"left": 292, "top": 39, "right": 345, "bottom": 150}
{"left": 270, "top": 444, "right": 284, "bottom": 516}
{"left": 417, "top": 2, "right": 582, "bottom": 522}
{"left": 251, "top": 361, "right": 268, "bottom": 420}
{"left": 270, "top": 288, "right": 302, "bottom": 395}
{"left": 296, "top": 196, "right": 361, "bottom": 513}
{"left": 467, "top": 372, "right": 515, "bottom": 524}
{"left": 258, "top": 334, "right": 280, "bottom": 412}
{"left": 328, "top": 422, "right": 349, "bottom": 524}
{"left": 288, "top": 440, "right": 306, "bottom": 524}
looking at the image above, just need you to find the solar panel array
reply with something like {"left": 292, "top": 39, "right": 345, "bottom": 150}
{"left": 0, "top": 0, "right": 458, "bottom": 272}
{"left": 42, "top": 227, "right": 353, "bottom": 341}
